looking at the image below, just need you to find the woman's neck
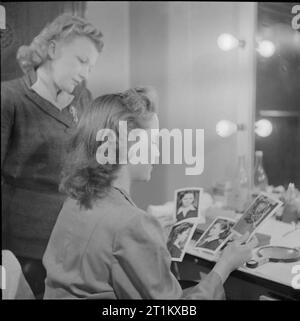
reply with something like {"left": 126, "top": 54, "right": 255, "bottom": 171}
{"left": 36, "top": 65, "right": 61, "bottom": 102}
{"left": 111, "top": 167, "right": 132, "bottom": 195}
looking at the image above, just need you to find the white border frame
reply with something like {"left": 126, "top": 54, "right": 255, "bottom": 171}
{"left": 174, "top": 187, "right": 203, "bottom": 223}
{"left": 232, "top": 192, "right": 283, "bottom": 241}
{"left": 168, "top": 221, "right": 197, "bottom": 262}
{"left": 193, "top": 216, "right": 236, "bottom": 255}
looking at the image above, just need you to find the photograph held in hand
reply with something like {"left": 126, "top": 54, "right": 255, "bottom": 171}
{"left": 232, "top": 193, "right": 283, "bottom": 242}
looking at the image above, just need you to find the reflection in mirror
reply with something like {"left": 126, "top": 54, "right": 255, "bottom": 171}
{"left": 255, "top": 2, "right": 300, "bottom": 189}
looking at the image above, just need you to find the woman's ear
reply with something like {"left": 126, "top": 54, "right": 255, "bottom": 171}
{"left": 48, "top": 40, "right": 58, "bottom": 60}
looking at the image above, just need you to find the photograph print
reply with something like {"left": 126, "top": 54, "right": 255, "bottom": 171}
{"left": 194, "top": 217, "right": 236, "bottom": 254}
{"left": 174, "top": 187, "right": 203, "bottom": 223}
{"left": 232, "top": 192, "right": 283, "bottom": 240}
{"left": 167, "top": 221, "right": 197, "bottom": 262}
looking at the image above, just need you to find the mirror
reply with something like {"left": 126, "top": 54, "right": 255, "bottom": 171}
{"left": 255, "top": 2, "right": 300, "bottom": 189}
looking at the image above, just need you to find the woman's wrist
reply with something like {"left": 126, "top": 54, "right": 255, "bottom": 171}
{"left": 212, "top": 260, "right": 232, "bottom": 284}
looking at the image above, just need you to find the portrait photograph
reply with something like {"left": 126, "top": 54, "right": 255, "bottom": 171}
{"left": 194, "top": 217, "right": 236, "bottom": 254}
{"left": 188, "top": 223, "right": 206, "bottom": 248}
{"left": 232, "top": 193, "right": 283, "bottom": 240}
{"left": 167, "top": 221, "right": 197, "bottom": 262}
{"left": 174, "top": 187, "right": 203, "bottom": 223}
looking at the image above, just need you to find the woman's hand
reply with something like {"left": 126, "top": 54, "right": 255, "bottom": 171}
{"left": 212, "top": 232, "right": 258, "bottom": 283}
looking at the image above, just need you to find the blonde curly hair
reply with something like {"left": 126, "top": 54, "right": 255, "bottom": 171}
{"left": 17, "top": 14, "right": 104, "bottom": 73}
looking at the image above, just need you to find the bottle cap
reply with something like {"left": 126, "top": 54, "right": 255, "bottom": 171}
{"left": 246, "top": 259, "right": 258, "bottom": 268}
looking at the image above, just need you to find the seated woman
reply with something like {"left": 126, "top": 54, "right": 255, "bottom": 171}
{"left": 43, "top": 87, "right": 257, "bottom": 299}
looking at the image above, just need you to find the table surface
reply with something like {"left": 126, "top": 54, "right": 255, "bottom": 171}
{"left": 186, "top": 210, "right": 300, "bottom": 288}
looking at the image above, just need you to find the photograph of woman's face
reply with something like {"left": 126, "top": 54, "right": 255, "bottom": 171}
{"left": 181, "top": 192, "right": 195, "bottom": 208}
{"left": 175, "top": 228, "right": 190, "bottom": 247}
{"left": 167, "top": 222, "right": 195, "bottom": 260}
{"left": 245, "top": 200, "right": 272, "bottom": 225}
{"left": 208, "top": 222, "right": 225, "bottom": 237}
{"left": 194, "top": 217, "right": 236, "bottom": 252}
{"left": 174, "top": 188, "right": 203, "bottom": 223}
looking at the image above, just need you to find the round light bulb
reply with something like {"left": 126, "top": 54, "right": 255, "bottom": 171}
{"left": 217, "top": 33, "right": 239, "bottom": 51}
{"left": 216, "top": 120, "right": 238, "bottom": 137}
{"left": 255, "top": 119, "right": 273, "bottom": 137}
{"left": 257, "top": 40, "right": 275, "bottom": 57}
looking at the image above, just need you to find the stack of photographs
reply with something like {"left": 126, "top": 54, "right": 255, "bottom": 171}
{"left": 167, "top": 187, "right": 203, "bottom": 261}
{"left": 193, "top": 192, "right": 283, "bottom": 256}
{"left": 167, "top": 191, "right": 283, "bottom": 260}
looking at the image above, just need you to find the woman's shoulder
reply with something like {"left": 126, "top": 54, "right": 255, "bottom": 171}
{"left": 99, "top": 190, "right": 162, "bottom": 234}
{"left": 1, "top": 77, "right": 24, "bottom": 94}
{"left": 104, "top": 194, "right": 149, "bottom": 228}
{"left": 1, "top": 77, "right": 27, "bottom": 106}
{"left": 60, "top": 193, "right": 162, "bottom": 239}
{"left": 187, "top": 208, "right": 198, "bottom": 215}
{"left": 68, "top": 190, "right": 150, "bottom": 230}
{"left": 115, "top": 205, "right": 165, "bottom": 244}
{"left": 111, "top": 206, "right": 167, "bottom": 253}
{"left": 1, "top": 78, "right": 26, "bottom": 117}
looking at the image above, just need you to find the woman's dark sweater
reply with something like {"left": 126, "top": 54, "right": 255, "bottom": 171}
{"left": 1, "top": 71, "right": 93, "bottom": 259}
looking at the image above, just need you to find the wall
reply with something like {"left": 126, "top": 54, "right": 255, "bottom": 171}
{"left": 164, "top": 2, "right": 257, "bottom": 201}
{"left": 85, "top": 1, "right": 130, "bottom": 97}
{"left": 129, "top": 2, "right": 170, "bottom": 208}
{"left": 85, "top": 2, "right": 257, "bottom": 210}
{"left": 1, "top": 2, "right": 84, "bottom": 81}
{"left": 130, "top": 2, "right": 257, "bottom": 208}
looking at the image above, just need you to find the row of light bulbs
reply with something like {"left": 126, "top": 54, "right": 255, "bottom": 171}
{"left": 216, "top": 119, "right": 273, "bottom": 138}
{"left": 217, "top": 33, "right": 275, "bottom": 57}
{"left": 216, "top": 33, "right": 274, "bottom": 138}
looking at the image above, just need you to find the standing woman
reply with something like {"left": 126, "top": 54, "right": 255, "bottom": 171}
{"left": 1, "top": 14, "right": 103, "bottom": 297}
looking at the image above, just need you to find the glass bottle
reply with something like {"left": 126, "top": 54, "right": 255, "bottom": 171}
{"left": 233, "top": 155, "right": 250, "bottom": 212}
{"left": 253, "top": 150, "right": 269, "bottom": 192}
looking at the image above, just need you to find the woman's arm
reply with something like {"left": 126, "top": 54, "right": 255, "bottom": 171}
{"left": 111, "top": 213, "right": 225, "bottom": 300}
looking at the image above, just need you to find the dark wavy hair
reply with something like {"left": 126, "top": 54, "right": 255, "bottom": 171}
{"left": 167, "top": 222, "right": 192, "bottom": 247}
{"left": 59, "top": 86, "right": 157, "bottom": 209}
{"left": 177, "top": 191, "right": 196, "bottom": 208}
{"left": 215, "top": 220, "right": 232, "bottom": 240}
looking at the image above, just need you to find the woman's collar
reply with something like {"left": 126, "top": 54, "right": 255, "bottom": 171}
{"left": 111, "top": 186, "right": 137, "bottom": 208}
{"left": 204, "top": 235, "right": 219, "bottom": 243}
{"left": 177, "top": 204, "right": 196, "bottom": 215}
{"left": 31, "top": 70, "right": 74, "bottom": 110}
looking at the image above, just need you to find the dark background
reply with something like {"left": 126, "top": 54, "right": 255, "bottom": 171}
{"left": 0, "top": 1, "right": 86, "bottom": 81}
{"left": 255, "top": 2, "right": 300, "bottom": 189}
